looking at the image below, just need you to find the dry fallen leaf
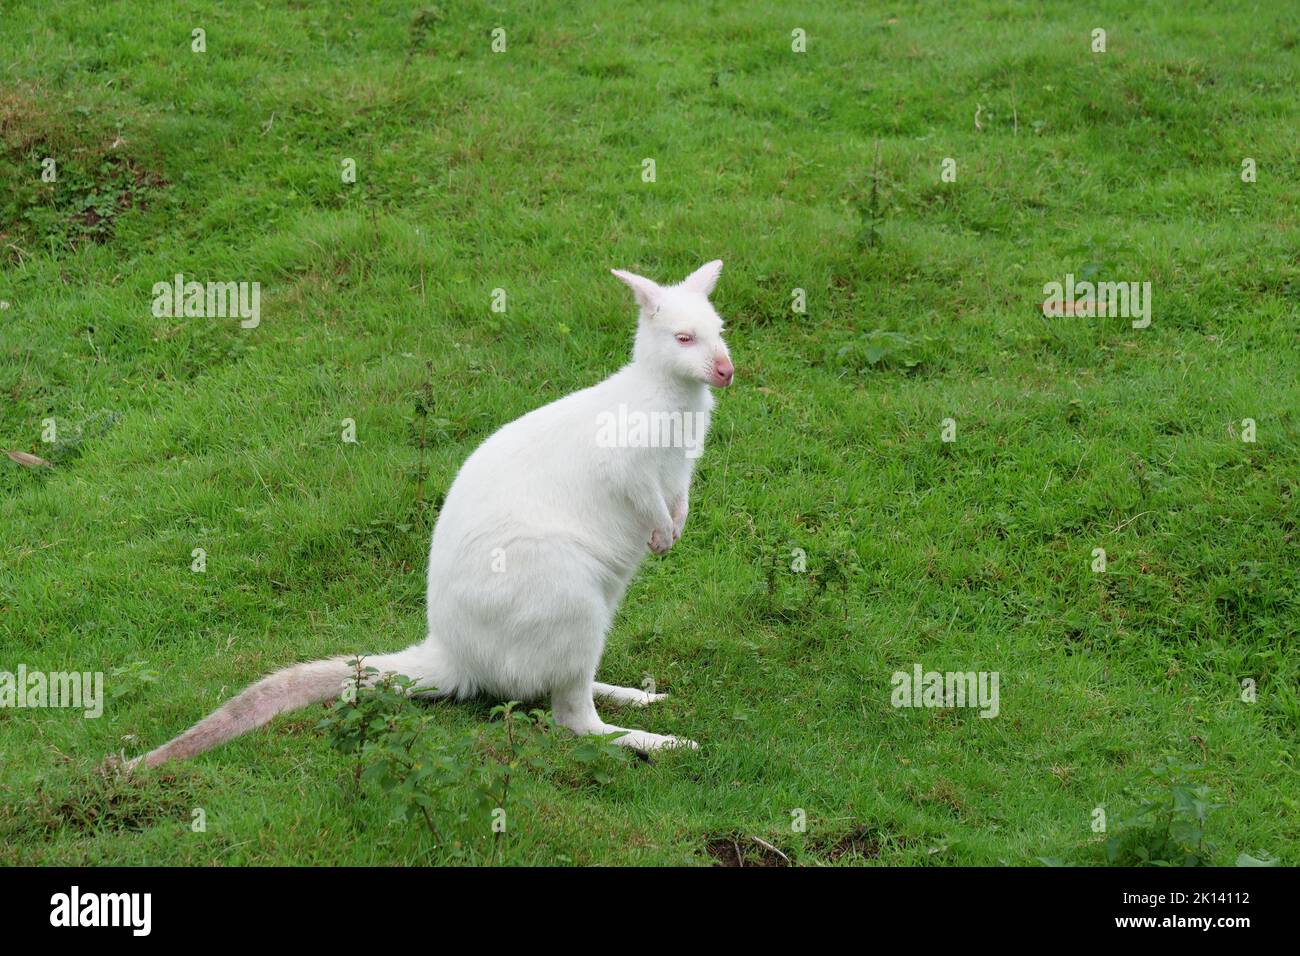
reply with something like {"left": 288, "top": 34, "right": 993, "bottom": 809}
{"left": 1041, "top": 298, "right": 1097, "bottom": 317}
{"left": 5, "top": 450, "right": 52, "bottom": 468}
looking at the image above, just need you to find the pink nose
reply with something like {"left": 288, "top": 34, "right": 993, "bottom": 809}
{"left": 713, "top": 357, "right": 734, "bottom": 386}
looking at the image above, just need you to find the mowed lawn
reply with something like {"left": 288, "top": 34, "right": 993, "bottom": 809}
{"left": 1, "top": 1, "right": 1297, "bottom": 865}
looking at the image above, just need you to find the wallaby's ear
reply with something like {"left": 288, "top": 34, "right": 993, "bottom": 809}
{"left": 680, "top": 259, "right": 723, "bottom": 296}
{"left": 611, "top": 268, "right": 662, "bottom": 311}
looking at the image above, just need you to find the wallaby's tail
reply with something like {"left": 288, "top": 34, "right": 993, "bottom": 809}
{"left": 133, "top": 646, "right": 438, "bottom": 770}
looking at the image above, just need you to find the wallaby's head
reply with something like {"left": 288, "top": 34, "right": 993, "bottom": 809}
{"left": 612, "top": 260, "right": 734, "bottom": 388}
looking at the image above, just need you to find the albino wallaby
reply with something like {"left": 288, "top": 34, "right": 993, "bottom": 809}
{"left": 133, "top": 260, "right": 734, "bottom": 768}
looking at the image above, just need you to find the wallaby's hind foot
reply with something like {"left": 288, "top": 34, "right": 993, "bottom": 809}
{"left": 593, "top": 682, "right": 667, "bottom": 708}
{"left": 553, "top": 681, "right": 697, "bottom": 754}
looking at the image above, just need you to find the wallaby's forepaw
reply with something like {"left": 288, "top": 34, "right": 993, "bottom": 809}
{"left": 649, "top": 527, "right": 675, "bottom": 555}
{"left": 671, "top": 499, "right": 688, "bottom": 540}
{"left": 615, "top": 730, "right": 699, "bottom": 752}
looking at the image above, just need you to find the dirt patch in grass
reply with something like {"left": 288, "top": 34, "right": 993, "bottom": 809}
{"left": 813, "top": 824, "right": 883, "bottom": 861}
{"left": 704, "top": 833, "right": 793, "bottom": 867}
{"left": 704, "top": 824, "right": 914, "bottom": 866}
{"left": 0, "top": 84, "right": 166, "bottom": 263}
{"left": 806, "top": 824, "right": 919, "bottom": 863}
{"left": 0, "top": 760, "right": 200, "bottom": 839}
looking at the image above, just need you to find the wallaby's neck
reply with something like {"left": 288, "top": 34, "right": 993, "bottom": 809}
{"left": 620, "top": 358, "right": 711, "bottom": 411}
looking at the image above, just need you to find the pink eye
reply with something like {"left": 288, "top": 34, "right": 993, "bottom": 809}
{"left": 675, "top": 333, "right": 695, "bottom": 345}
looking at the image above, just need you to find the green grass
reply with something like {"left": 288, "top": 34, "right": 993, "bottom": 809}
{"left": 2, "top": 0, "right": 1297, "bottom": 866}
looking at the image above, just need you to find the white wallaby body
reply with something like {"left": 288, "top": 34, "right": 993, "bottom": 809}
{"left": 134, "top": 260, "right": 733, "bottom": 768}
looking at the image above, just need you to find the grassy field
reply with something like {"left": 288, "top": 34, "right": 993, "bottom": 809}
{"left": 1, "top": 0, "right": 1297, "bottom": 866}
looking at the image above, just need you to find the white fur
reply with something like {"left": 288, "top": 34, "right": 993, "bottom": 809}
{"left": 134, "top": 261, "right": 732, "bottom": 767}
